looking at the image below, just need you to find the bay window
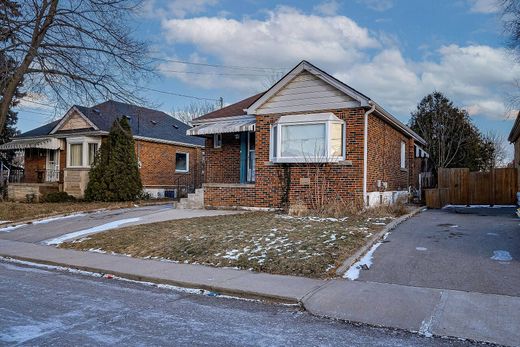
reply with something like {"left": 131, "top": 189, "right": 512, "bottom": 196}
{"left": 66, "top": 137, "right": 101, "bottom": 168}
{"left": 270, "top": 113, "right": 345, "bottom": 163}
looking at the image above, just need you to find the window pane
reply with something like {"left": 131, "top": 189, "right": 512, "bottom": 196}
{"left": 281, "top": 124, "right": 326, "bottom": 158}
{"left": 271, "top": 125, "right": 277, "bottom": 158}
{"left": 176, "top": 153, "right": 188, "bottom": 172}
{"left": 400, "top": 142, "right": 406, "bottom": 168}
{"left": 330, "top": 123, "right": 343, "bottom": 157}
{"left": 70, "top": 144, "right": 83, "bottom": 166}
{"left": 88, "top": 143, "right": 98, "bottom": 165}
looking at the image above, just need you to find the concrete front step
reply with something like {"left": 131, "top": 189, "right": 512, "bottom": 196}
{"left": 176, "top": 188, "right": 204, "bottom": 209}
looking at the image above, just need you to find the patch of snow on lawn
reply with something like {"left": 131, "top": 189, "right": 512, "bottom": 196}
{"left": 344, "top": 242, "right": 382, "bottom": 280}
{"left": 491, "top": 250, "right": 512, "bottom": 261}
{"left": 44, "top": 217, "right": 141, "bottom": 245}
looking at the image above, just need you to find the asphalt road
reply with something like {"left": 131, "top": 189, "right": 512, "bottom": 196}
{"left": 0, "top": 260, "right": 478, "bottom": 347}
{"left": 359, "top": 207, "right": 520, "bottom": 296}
{"left": 0, "top": 205, "right": 237, "bottom": 244}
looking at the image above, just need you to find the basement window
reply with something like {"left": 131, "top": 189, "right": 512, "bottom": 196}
{"left": 175, "top": 152, "right": 189, "bottom": 173}
{"left": 270, "top": 113, "right": 345, "bottom": 163}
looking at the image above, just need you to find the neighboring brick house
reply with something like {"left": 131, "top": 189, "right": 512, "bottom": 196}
{"left": 0, "top": 100, "right": 204, "bottom": 201}
{"left": 508, "top": 111, "right": 520, "bottom": 190}
{"left": 188, "top": 61, "right": 429, "bottom": 209}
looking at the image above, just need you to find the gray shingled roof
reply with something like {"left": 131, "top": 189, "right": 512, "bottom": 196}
{"left": 16, "top": 100, "right": 204, "bottom": 147}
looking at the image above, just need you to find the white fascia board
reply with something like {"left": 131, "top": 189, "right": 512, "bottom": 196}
{"left": 133, "top": 135, "right": 204, "bottom": 148}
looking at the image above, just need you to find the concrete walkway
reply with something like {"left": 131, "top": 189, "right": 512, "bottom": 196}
{"left": 0, "top": 205, "right": 239, "bottom": 243}
{"left": 1, "top": 239, "right": 519, "bottom": 346}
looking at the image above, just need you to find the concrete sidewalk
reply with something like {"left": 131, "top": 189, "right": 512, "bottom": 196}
{"left": 1, "top": 239, "right": 519, "bottom": 346}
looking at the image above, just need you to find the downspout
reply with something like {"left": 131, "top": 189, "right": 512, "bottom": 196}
{"left": 363, "top": 101, "right": 376, "bottom": 207}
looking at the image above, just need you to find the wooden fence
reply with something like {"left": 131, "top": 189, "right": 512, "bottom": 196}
{"left": 425, "top": 168, "right": 518, "bottom": 208}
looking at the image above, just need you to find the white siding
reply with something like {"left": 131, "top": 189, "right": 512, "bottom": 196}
{"left": 256, "top": 71, "right": 360, "bottom": 115}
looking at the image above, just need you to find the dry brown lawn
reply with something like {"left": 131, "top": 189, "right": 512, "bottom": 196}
{"left": 0, "top": 200, "right": 170, "bottom": 224}
{"left": 61, "top": 207, "right": 410, "bottom": 278}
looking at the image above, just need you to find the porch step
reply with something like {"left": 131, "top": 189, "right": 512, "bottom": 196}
{"left": 175, "top": 188, "right": 204, "bottom": 209}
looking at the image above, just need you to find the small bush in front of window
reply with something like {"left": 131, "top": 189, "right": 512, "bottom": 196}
{"left": 41, "top": 192, "right": 76, "bottom": 203}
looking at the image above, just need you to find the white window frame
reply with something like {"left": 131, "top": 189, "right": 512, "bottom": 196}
{"left": 269, "top": 113, "right": 346, "bottom": 163}
{"left": 175, "top": 152, "right": 189, "bottom": 173}
{"left": 400, "top": 141, "right": 407, "bottom": 169}
{"left": 88, "top": 142, "right": 99, "bottom": 165}
{"left": 66, "top": 136, "right": 101, "bottom": 168}
{"left": 214, "top": 133, "right": 222, "bottom": 148}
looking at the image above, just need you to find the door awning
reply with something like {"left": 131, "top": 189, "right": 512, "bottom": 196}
{"left": 187, "top": 119, "right": 256, "bottom": 136}
{"left": 0, "top": 137, "right": 61, "bottom": 150}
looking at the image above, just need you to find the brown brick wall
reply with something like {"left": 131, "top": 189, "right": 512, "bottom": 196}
{"left": 205, "top": 133, "right": 241, "bottom": 184}
{"left": 135, "top": 140, "right": 202, "bottom": 187}
{"left": 366, "top": 114, "right": 415, "bottom": 192}
{"left": 204, "top": 108, "right": 367, "bottom": 208}
{"left": 204, "top": 184, "right": 257, "bottom": 208}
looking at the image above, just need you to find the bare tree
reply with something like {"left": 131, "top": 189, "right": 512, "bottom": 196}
{"left": 485, "top": 131, "right": 508, "bottom": 168}
{"left": 171, "top": 100, "right": 219, "bottom": 125}
{"left": 0, "top": 0, "right": 153, "bottom": 132}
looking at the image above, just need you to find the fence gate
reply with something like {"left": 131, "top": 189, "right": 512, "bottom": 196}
{"left": 425, "top": 168, "right": 518, "bottom": 208}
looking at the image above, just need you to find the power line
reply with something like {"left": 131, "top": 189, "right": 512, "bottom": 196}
{"left": 158, "top": 67, "right": 271, "bottom": 78}
{"left": 20, "top": 99, "right": 54, "bottom": 108}
{"left": 138, "top": 86, "right": 220, "bottom": 102}
{"left": 150, "top": 56, "right": 288, "bottom": 72}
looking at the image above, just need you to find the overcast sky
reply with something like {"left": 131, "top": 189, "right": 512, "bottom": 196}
{"left": 17, "top": 0, "right": 519, "bottom": 159}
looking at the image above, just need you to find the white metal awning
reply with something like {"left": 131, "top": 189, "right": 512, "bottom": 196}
{"left": 187, "top": 119, "right": 256, "bottom": 136}
{"left": 0, "top": 137, "right": 61, "bottom": 150}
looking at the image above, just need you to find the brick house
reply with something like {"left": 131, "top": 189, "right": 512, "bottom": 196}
{"left": 188, "top": 61, "right": 429, "bottom": 210}
{"left": 508, "top": 111, "right": 520, "bottom": 190}
{"left": 1, "top": 100, "right": 204, "bottom": 201}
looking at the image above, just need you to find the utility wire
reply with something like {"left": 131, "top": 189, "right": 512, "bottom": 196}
{"left": 150, "top": 56, "right": 288, "bottom": 72}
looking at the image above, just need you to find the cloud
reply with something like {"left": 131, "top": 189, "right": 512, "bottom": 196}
{"left": 356, "top": 0, "right": 394, "bottom": 12}
{"left": 313, "top": 0, "right": 340, "bottom": 16}
{"left": 162, "top": 6, "right": 379, "bottom": 69}
{"left": 159, "top": 7, "right": 519, "bottom": 121}
{"left": 467, "top": 0, "right": 500, "bottom": 14}
{"left": 140, "top": 0, "right": 219, "bottom": 18}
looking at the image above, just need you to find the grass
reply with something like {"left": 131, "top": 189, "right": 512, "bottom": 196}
{"left": 0, "top": 200, "right": 171, "bottom": 224}
{"left": 61, "top": 207, "right": 411, "bottom": 279}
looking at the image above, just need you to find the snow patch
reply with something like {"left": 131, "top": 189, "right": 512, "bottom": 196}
{"left": 44, "top": 217, "right": 141, "bottom": 245}
{"left": 0, "top": 224, "right": 27, "bottom": 233}
{"left": 33, "top": 213, "right": 86, "bottom": 225}
{"left": 491, "top": 250, "right": 512, "bottom": 262}
{"left": 344, "top": 242, "right": 381, "bottom": 280}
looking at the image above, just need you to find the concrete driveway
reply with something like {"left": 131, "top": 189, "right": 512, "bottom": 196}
{"left": 358, "top": 207, "right": 520, "bottom": 297}
{"left": 0, "top": 205, "right": 238, "bottom": 244}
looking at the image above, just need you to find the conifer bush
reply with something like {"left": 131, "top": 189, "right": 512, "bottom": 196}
{"left": 85, "top": 117, "right": 142, "bottom": 201}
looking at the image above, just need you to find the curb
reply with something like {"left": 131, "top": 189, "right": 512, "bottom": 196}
{"left": 0, "top": 200, "right": 173, "bottom": 228}
{"left": 0, "top": 253, "right": 303, "bottom": 304}
{"left": 335, "top": 206, "right": 425, "bottom": 276}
